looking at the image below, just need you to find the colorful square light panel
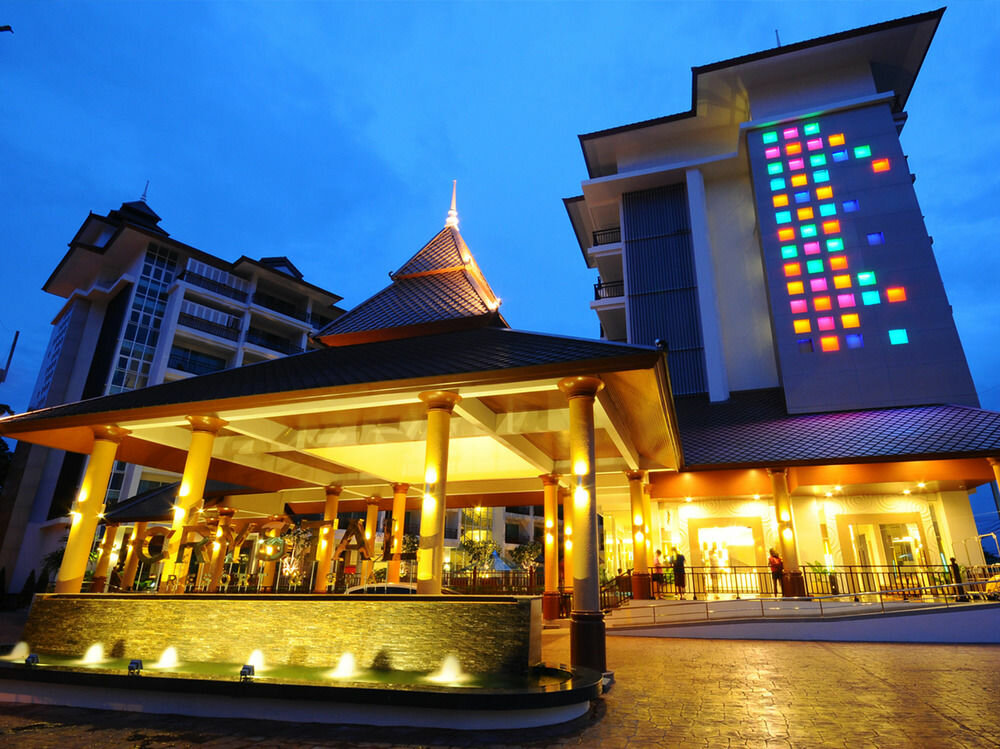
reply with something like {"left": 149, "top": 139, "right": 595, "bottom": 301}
{"left": 814, "top": 296, "right": 832, "bottom": 311}
{"left": 829, "top": 256, "right": 848, "bottom": 271}
{"left": 820, "top": 335, "right": 840, "bottom": 352}
{"left": 857, "top": 271, "right": 877, "bottom": 286}
{"left": 861, "top": 290, "right": 880, "bottom": 305}
{"left": 822, "top": 220, "right": 840, "bottom": 234}
{"left": 779, "top": 228, "right": 796, "bottom": 241}
{"left": 781, "top": 245, "right": 798, "bottom": 259}
{"left": 872, "top": 158, "right": 890, "bottom": 173}
{"left": 791, "top": 174, "right": 808, "bottom": 187}
{"left": 788, "top": 158, "right": 805, "bottom": 170}
{"left": 813, "top": 170, "right": 830, "bottom": 183}
{"left": 842, "top": 199, "right": 859, "bottom": 212}
{"left": 819, "top": 203, "right": 836, "bottom": 217}
{"left": 783, "top": 127, "right": 799, "bottom": 139}
{"left": 867, "top": 232, "right": 885, "bottom": 245}
{"left": 841, "top": 313, "right": 860, "bottom": 328}
{"left": 845, "top": 333, "right": 863, "bottom": 349}
{"left": 833, "top": 274, "right": 852, "bottom": 289}
{"left": 832, "top": 150, "right": 848, "bottom": 162}
{"left": 803, "top": 241, "right": 821, "bottom": 255}
{"left": 889, "top": 329, "right": 909, "bottom": 345}
{"left": 794, "top": 319, "right": 811, "bottom": 334}
{"left": 771, "top": 178, "right": 786, "bottom": 191}
{"left": 853, "top": 144, "right": 871, "bottom": 158}
{"left": 776, "top": 211, "right": 792, "bottom": 224}
{"left": 817, "top": 316, "right": 835, "bottom": 331}
{"left": 800, "top": 224, "right": 817, "bottom": 238}
{"left": 826, "top": 238, "right": 844, "bottom": 252}
{"left": 886, "top": 287, "right": 907, "bottom": 302}
{"left": 806, "top": 259, "right": 824, "bottom": 274}
{"left": 794, "top": 191, "right": 810, "bottom": 204}
{"left": 828, "top": 133, "right": 845, "bottom": 146}
{"left": 810, "top": 278, "right": 828, "bottom": 292}
{"left": 787, "top": 281, "right": 804, "bottom": 295}
{"left": 765, "top": 147, "right": 781, "bottom": 159}
{"left": 837, "top": 293, "right": 856, "bottom": 308}
{"left": 763, "top": 131, "right": 778, "bottom": 144}
{"left": 784, "top": 262, "right": 801, "bottom": 276}
{"left": 810, "top": 154, "right": 827, "bottom": 167}
{"left": 797, "top": 207, "right": 814, "bottom": 220}
{"left": 816, "top": 186, "right": 833, "bottom": 200}
{"left": 790, "top": 299, "right": 808, "bottom": 314}
{"left": 803, "top": 122, "right": 820, "bottom": 136}
{"left": 768, "top": 162, "right": 784, "bottom": 175}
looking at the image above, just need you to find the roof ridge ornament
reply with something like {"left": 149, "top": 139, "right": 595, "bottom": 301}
{"left": 445, "top": 180, "right": 459, "bottom": 229}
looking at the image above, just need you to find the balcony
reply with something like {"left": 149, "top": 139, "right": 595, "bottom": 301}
{"left": 167, "top": 348, "right": 227, "bottom": 376}
{"left": 177, "top": 313, "right": 241, "bottom": 341}
{"left": 594, "top": 279, "right": 624, "bottom": 300}
{"left": 245, "top": 328, "right": 303, "bottom": 355}
{"left": 181, "top": 271, "right": 249, "bottom": 303}
{"left": 592, "top": 227, "right": 621, "bottom": 246}
{"left": 252, "top": 291, "right": 309, "bottom": 322}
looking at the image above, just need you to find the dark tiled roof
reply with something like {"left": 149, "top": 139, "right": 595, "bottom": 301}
{"left": 676, "top": 388, "right": 1000, "bottom": 468}
{"left": 0, "top": 328, "right": 658, "bottom": 429}
{"left": 103, "top": 480, "right": 245, "bottom": 522}
{"left": 318, "top": 227, "right": 501, "bottom": 338}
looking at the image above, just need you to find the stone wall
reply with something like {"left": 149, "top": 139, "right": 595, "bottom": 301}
{"left": 24, "top": 594, "right": 542, "bottom": 675}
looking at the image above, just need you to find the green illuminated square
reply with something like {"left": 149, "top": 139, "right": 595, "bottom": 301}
{"left": 804, "top": 122, "right": 820, "bottom": 135}
{"left": 819, "top": 203, "right": 837, "bottom": 217}
{"left": 862, "top": 290, "right": 881, "bottom": 305}
{"left": 826, "top": 238, "right": 845, "bottom": 252}
{"left": 763, "top": 131, "right": 778, "bottom": 144}
{"left": 775, "top": 210, "right": 792, "bottom": 224}
{"left": 768, "top": 162, "right": 784, "bottom": 175}
{"left": 781, "top": 245, "right": 798, "bottom": 259}
{"left": 806, "top": 259, "right": 824, "bottom": 274}
{"left": 888, "top": 329, "right": 909, "bottom": 345}
{"left": 809, "top": 154, "right": 827, "bottom": 167}
{"left": 770, "top": 177, "right": 786, "bottom": 191}
{"left": 813, "top": 169, "right": 830, "bottom": 182}
{"left": 854, "top": 145, "right": 872, "bottom": 158}
{"left": 800, "top": 224, "right": 818, "bottom": 238}
{"left": 857, "top": 271, "right": 877, "bottom": 286}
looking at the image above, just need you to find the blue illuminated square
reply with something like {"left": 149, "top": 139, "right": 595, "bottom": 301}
{"left": 763, "top": 131, "right": 778, "bottom": 144}
{"left": 771, "top": 178, "right": 786, "bottom": 191}
{"left": 862, "top": 290, "right": 880, "bottom": 305}
{"left": 819, "top": 203, "right": 836, "bottom": 217}
{"left": 776, "top": 211, "right": 792, "bottom": 224}
{"left": 889, "top": 329, "right": 909, "bottom": 345}
{"left": 794, "top": 191, "right": 810, "bottom": 204}
{"left": 845, "top": 333, "right": 864, "bottom": 349}
{"left": 867, "top": 232, "right": 885, "bottom": 245}
{"left": 803, "top": 123, "right": 820, "bottom": 136}
{"left": 842, "top": 200, "right": 859, "bottom": 212}
{"left": 813, "top": 170, "right": 830, "bottom": 183}
{"left": 832, "top": 150, "right": 849, "bottom": 162}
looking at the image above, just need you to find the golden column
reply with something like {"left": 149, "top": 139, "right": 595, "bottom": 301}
{"left": 313, "top": 485, "right": 342, "bottom": 592}
{"left": 626, "top": 470, "right": 651, "bottom": 599}
{"left": 416, "top": 390, "right": 461, "bottom": 595}
{"left": 560, "top": 485, "right": 573, "bottom": 593}
{"left": 120, "top": 521, "right": 147, "bottom": 590}
{"left": 160, "top": 415, "right": 227, "bottom": 589}
{"left": 55, "top": 425, "right": 128, "bottom": 594}
{"left": 768, "top": 467, "right": 804, "bottom": 596}
{"left": 207, "top": 507, "right": 236, "bottom": 592}
{"left": 363, "top": 497, "right": 380, "bottom": 582}
{"left": 558, "top": 375, "right": 606, "bottom": 674}
{"left": 643, "top": 482, "right": 656, "bottom": 561}
{"left": 89, "top": 523, "right": 120, "bottom": 592}
{"left": 540, "top": 473, "right": 561, "bottom": 620}
{"left": 387, "top": 483, "right": 409, "bottom": 583}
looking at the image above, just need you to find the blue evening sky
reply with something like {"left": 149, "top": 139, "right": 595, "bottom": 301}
{"left": 1, "top": 1, "right": 998, "bottom": 533}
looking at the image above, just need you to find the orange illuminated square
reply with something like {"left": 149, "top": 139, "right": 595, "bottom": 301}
{"left": 829, "top": 256, "right": 848, "bottom": 270}
{"left": 841, "top": 313, "right": 860, "bottom": 328}
{"left": 797, "top": 207, "right": 814, "bottom": 220}
{"left": 828, "top": 133, "right": 845, "bottom": 146}
{"left": 820, "top": 335, "right": 840, "bottom": 352}
{"left": 793, "top": 319, "right": 811, "bottom": 334}
{"left": 787, "top": 281, "right": 804, "bottom": 295}
{"left": 886, "top": 287, "right": 907, "bottom": 302}
{"left": 785, "top": 142, "right": 802, "bottom": 155}
{"left": 833, "top": 274, "right": 852, "bottom": 289}
{"left": 778, "top": 228, "right": 795, "bottom": 241}
{"left": 773, "top": 194, "right": 789, "bottom": 207}
{"left": 822, "top": 220, "right": 841, "bottom": 234}
{"left": 783, "top": 262, "right": 801, "bottom": 277}
{"left": 790, "top": 174, "right": 808, "bottom": 187}
{"left": 814, "top": 296, "right": 832, "bottom": 311}
{"left": 872, "top": 158, "right": 890, "bottom": 173}
{"left": 815, "top": 186, "right": 833, "bottom": 200}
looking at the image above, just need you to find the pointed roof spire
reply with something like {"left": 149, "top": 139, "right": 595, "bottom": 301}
{"left": 445, "top": 180, "right": 459, "bottom": 229}
{"left": 140, "top": 180, "right": 150, "bottom": 203}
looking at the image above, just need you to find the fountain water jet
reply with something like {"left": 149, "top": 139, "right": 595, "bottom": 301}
{"left": 427, "top": 654, "right": 466, "bottom": 684}
{"left": 153, "top": 646, "right": 179, "bottom": 669}
{"left": 247, "top": 649, "right": 265, "bottom": 672}
{"left": 327, "top": 652, "right": 356, "bottom": 680}
{"left": 81, "top": 643, "right": 105, "bottom": 664}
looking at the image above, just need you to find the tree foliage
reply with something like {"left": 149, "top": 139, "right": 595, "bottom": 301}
{"left": 457, "top": 536, "right": 498, "bottom": 570}
{"left": 509, "top": 541, "right": 542, "bottom": 571}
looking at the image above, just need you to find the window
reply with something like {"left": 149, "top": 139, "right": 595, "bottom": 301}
{"left": 853, "top": 145, "right": 872, "bottom": 158}
{"left": 867, "top": 232, "right": 885, "bottom": 245}
{"left": 842, "top": 199, "right": 859, "bottom": 212}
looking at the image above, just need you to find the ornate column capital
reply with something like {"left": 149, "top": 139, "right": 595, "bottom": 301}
{"left": 324, "top": 484, "right": 343, "bottom": 498}
{"left": 92, "top": 425, "right": 129, "bottom": 443}
{"left": 186, "top": 415, "right": 228, "bottom": 434}
{"left": 557, "top": 376, "right": 604, "bottom": 400}
{"left": 391, "top": 482, "right": 410, "bottom": 494}
{"left": 539, "top": 473, "right": 561, "bottom": 487}
{"left": 419, "top": 390, "right": 462, "bottom": 412}
{"left": 624, "top": 469, "right": 645, "bottom": 482}
{"left": 766, "top": 467, "right": 788, "bottom": 478}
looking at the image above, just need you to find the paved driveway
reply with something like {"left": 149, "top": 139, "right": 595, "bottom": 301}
{"left": 0, "top": 626, "right": 997, "bottom": 747}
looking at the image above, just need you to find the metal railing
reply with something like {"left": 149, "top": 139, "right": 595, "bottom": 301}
{"left": 245, "top": 329, "right": 303, "bottom": 355}
{"left": 592, "top": 227, "right": 621, "bottom": 246}
{"left": 166, "top": 350, "right": 227, "bottom": 376}
{"left": 252, "top": 291, "right": 309, "bottom": 322}
{"left": 177, "top": 313, "right": 241, "bottom": 341}
{"left": 594, "top": 279, "right": 624, "bottom": 300}
{"left": 181, "top": 271, "right": 249, "bottom": 302}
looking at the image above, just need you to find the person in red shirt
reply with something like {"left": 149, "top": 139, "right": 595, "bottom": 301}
{"left": 768, "top": 548, "right": 784, "bottom": 597}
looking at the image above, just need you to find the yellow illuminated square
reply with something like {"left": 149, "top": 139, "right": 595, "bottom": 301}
{"left": 773, "top": 194, "right": 789, "bottom": 207}
{"left": 787, "top": 281, "right": 804, "bottom": 295}
{"left": 816, "top": 186, "right": 833, "bottom": 200}
{"left": 793, "top": 319, "right": 811, "bottom": 334}
{"left": 828, "top": 133, "right": 845, "bottom": 146}
{"left": 797, "top": 207, "right": 814, "bottom": 220}
{"left": 833, "top": 274, "right": 852, "bottom": 289}
{"left": 841, "top": 313, "right": 860, "bottom": 328}
{"left": 790, "top": 174, "right": 808, "bottom": 187}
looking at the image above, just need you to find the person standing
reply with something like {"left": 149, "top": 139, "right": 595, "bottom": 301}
{"left": 672, "top": 547, "right": 686, "bottom": 600}
{"left": 709, "top": 544, "right": 721, "bottom": 597}
{"left": 768, "top": 548, "right": 784, "bottom": 597}
{"left": 652, "top": 549, "right": 664, "bottom": 597}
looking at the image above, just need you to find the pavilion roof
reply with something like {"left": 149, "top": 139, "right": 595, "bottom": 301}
{"left": 676, "top": 388, "right": 1000, "bottom": 468}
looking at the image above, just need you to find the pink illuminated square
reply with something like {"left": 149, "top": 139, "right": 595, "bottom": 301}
{"left": 803, "top": 241, "right": 821, "bottom": 255}
{"left": 765, "top": 147, "right": 780, "bottom": 159}
{"left": 788, "top": 158, "right": 804, "bottom": 170}
{"left": 783, "top": 127, "right": 799, "bottom": 140}
{"left": 817, "top": 316, "right": 835, "bottom": 331}
{"left": 789, "top": 299, "right": 807, "bottom": 314}
{"left": 810, "top": 278, "right": 828, "bottom": 292}
{"left": 837, "top": 293, "right": 856, "bottom": 308}
{"left": 806, "top": 138, "right": 823, "bottom": 151}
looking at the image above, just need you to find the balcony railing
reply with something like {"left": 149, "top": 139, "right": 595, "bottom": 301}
{"left": 167, "top": 349, "right": 227, "bottom": 376}
{"left": 594, "top": 279, "right": 624, "bottom": 300}
{"left": 245, "top": 328, "right": 303, "bottom": 355}
{"left": 181, "top": 271, "right": 249, "bottom": 303}
{"left": 252, "top": 291, "right": 309, "bottom": 322}
{"left": 177, "top": 313, "right": 241, "bottom": 341}
{"left": 592, "top": 227, "right": 621, "bottom": 246}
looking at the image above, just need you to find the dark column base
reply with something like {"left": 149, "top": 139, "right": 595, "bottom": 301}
{"left": 88, "top": 577, "right": 107, "bottom": 593}
{"left": 542, "top": 591, "right": 562, "bottom": 620}
{"left": 570, "top": 610, "right": 606, "bottom": 674}
{"left": 631, "top": 572, "right": 651, "bottom": 600}
{"left": 783, "top": 570, "right": 806, "bottom": 597}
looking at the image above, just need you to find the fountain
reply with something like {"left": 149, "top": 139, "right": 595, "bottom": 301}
{"left": 426, "top": 654, "right": 466, "bottom": 684}
{"left": 153, "top": 647, "right": 179, "bottom": 669}
{"left": 247, "top": 649, "right": 265, "bottom": 672}
{"left": 2, "top": 642, "right": 30, "bottom": 661}
{"left": 80, "top": 643, "right": 105, "bottom": 664}
{"left": 327, "top": 652, "right": 356, "bottom": 680}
